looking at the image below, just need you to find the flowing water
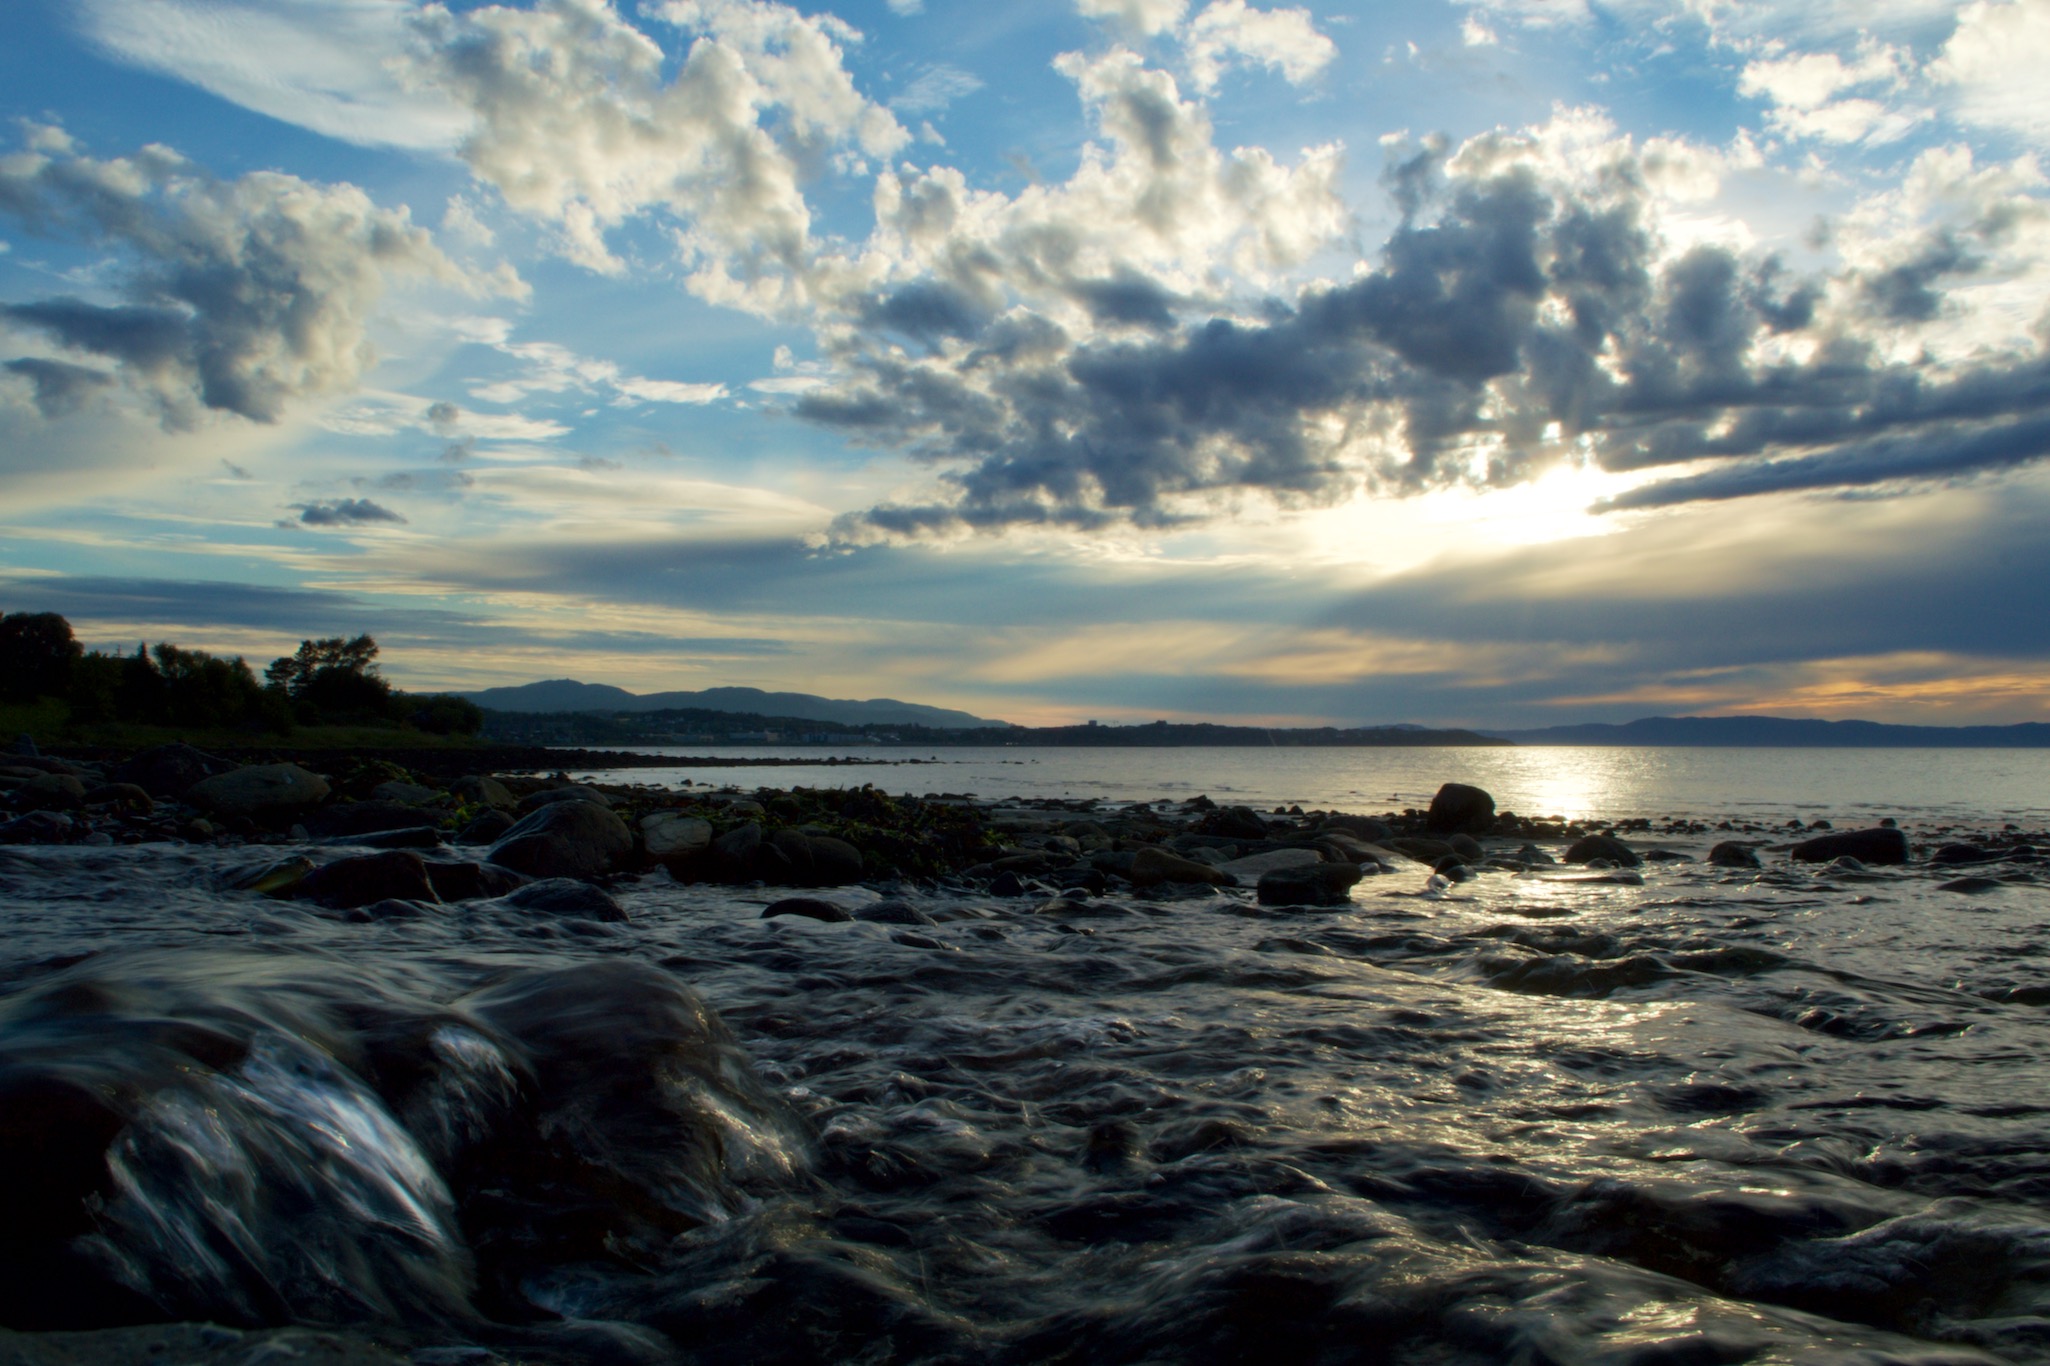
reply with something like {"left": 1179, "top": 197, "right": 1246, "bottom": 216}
{"left": 4, "top": 749, "right": 2050, "bottom": 1364}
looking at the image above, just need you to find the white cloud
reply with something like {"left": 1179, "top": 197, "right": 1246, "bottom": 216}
{"left": 1932, "top": 0, "right": 2050, "bottom": 140}
{"left": 466, "top": 339, "right": 727, "bottom": 409}
{"left": 74, "top": 0, "right": 472, "bottom": 152}
{"left": 0, "top": 128, "right": 491, "bottom": 428}
{"left": 1183, "top": 1, "right": 1336, "bottom": 93}
{"left": 886, "top": 0, "right": 923, "bottom": 12}
{"left": 1075, "top": 0, "right": 1190, "bottom": 38}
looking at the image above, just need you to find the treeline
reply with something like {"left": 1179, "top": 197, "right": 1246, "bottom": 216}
{"left": 0, "top": 612, "right": 482, "bottom": 737}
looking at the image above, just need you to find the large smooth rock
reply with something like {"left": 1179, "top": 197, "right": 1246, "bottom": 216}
{"left": 762, "top": 896, "right": 853, "bottom": 922}
{"left": 22, "top": 773, "right": 87, "bottom": 810}
{"left": 1707, "top": 842, "right": 1762, "bottom": 869}
{"left": 457, "top": 810, "right": 516, "bottom": 846}
{"left": 449, "top": 775, "right": 516, "bottom": 810}
{"left": 642, "top": 812, "right": 714, "bottom": 866}
{"left": 517, "top": 784, "right": 613, "bottom": 813}
{"left": 1790, "top": 827, "right": 1910, "bottom": 866}
{"left": 1215, "top": 847, "right": 1324, "bottom": 881}
{"left": 1256, "top": 863, "right": 1364, "bottom": 906}
{"left": 1197, "top": 805, "right": 1270, "bottom": 840}
{"left": 188, "top": 764, "right": 330, "bottom": 821}
{"left": 1426, "top": 783, "right": 1496, "bottom": 836}
{"left": 1129, "top": 846, "right": 1233, "bottom": 888}
{"left": 1318, "top": 814, "right": 1395, "bottom": 843}
{"left": 487, "top": 799, "right": 633, "bottom": 881}
{"left": 111, "top": 742, "right": 236, "bottom": 798}
{"left": 300, "top": 850, "right": 439, "bottom": 910}
{"left": 307, "top": 801, "right": 444, "bottom": 839}
{"left": 371, "top": 780, "right": 442, "bottom": 806}
{"left": 423, "top": 860, "right": 527, "bottom": 902}
{"left": 807, "top": 835, "right": 864, "bottom": 886}
{"left": 1564, "top": 834, "right": 1642, "bottom": 867}
{"left": 502, "top": 877, "right": 629, "bottom": 922}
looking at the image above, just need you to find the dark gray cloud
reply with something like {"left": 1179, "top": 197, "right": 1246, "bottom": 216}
{"left": 2, "top": 355, "right": 116, "bottom": 417}
{"left": 0, "top": 129, "right": 461, "bottom": 426}
{"left": 788, "top": 142, "right": 2050, "bottom": 535}
{"left": 295, "top": 497, "right": 407, "bottom": 526}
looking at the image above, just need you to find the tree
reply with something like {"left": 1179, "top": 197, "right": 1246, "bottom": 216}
{"left": 0, "top": 612, "right": 82, "bottom": 703}
{"left": 266, "top": 635, "right": 381, "bottom": 695}
{"left": 267, "top": 634, "right": 394, "bottom": 723}
{"left": 408, "top": 694, "right": 484, "bottom": 736}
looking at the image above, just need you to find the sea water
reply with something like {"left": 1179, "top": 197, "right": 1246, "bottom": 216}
{"left": 2, "top": 747, "right": 2048, "bottom": 1364}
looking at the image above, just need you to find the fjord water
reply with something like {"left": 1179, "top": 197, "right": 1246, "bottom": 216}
{"left": 3, "top": 747, "right": 2049, "bottom": 1363}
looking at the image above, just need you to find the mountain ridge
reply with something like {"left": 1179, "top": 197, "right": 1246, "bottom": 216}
{"left": 457, "top": 679, "right": 1009, "bottom": 731}
{"left": 1482, "top": 715, "right": 2050, "bottom": 747}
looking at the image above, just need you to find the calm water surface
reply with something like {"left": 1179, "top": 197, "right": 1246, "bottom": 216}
{"left": 3, "top": 749, "right": 2049, "bottom": 1363}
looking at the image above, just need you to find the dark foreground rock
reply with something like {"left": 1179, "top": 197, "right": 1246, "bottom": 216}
{"left": 488, "top": 800, "right": 633, "bottom": 881}
{"left": 1256, "top": 863, "right": 1363, "bottom": 906}
{"left": 1565, "top": 834, "right": 1642, "bottom": 867}
{"left": 1790, "top": 827, "right": 1910, "bottom": 866}
{"left": 763, "top": 896, "right": 854, "bottom": 922}
{"left": 1707, "top": 842, "right": 1762, "bottom": 869}
{"left": 1426, "top": 783, "right": 1495, "bottom": 836}
{"left": 502, "top": 878, "right": 629, "bottom": 922}
{"left": 188, "top": 764, "right": 330, "bottom": 823}
{"left": 299, "top": 851, "right": 439, "bottom": 910}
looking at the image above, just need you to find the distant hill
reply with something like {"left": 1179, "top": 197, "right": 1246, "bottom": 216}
{"left": 1485, "top": 715, "right": 2050, "bottom": 747}
{"left": 458, "top": 679, "right": 1008, "bottom": 730}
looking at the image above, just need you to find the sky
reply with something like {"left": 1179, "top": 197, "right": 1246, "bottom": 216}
{"left": 2, "top": 0, "right": 2047, "bottom": 728}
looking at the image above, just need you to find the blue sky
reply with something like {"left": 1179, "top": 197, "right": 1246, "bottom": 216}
{"left": 3, "top": 0, "right": 2047, "bottom": 727}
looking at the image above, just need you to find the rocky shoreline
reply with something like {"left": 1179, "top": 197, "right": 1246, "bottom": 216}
{"left": 4, "top": 743, "right": 2045, "bottom": 914}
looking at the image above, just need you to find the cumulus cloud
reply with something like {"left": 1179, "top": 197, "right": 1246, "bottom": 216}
{"left": 403, "top": 0, "right": 908, "bottom": 302}
{"left": 797, "top": 114, "right": 2050, "bottom": 536}
{"left": 294, "top": 497, "right": 408, "bottom": 525}
{"left": 1932, "top": 0, "right": 2050, "bottom": 140}
{"left": 1183, "top": 1, "right": 1336, "bottom": 93}
{"left": 0, "top": 126, "right": 489, "bottom": 428}
{"left": 2, "top": 357, "right": 116, "bottom": 418}
{"left": 1075, "top": 0, "right": 1190, "bottom": 38}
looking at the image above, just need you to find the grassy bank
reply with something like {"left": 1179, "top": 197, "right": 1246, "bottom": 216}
{"left": 0, "top": 701, "right": 486, "bottom": 756}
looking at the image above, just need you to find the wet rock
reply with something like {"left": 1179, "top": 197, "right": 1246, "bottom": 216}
{"left": 83, "top": 782, "right": 152, "bottom": 812}
{"left": 111, "top": 742, "right": 236, "bottom": 799}
{"left": 1130, "top": 846, "right": 1232, "bottom": 888}
{"left": 370, "top": 780, "right": 442, "bottom": 806}
{"left": 1426, "top": 783, "right": 1496, "bottom": 836}
{"left": 1433, "top": 858, "right": 1476, "bottom": 882}
{"left": 503, "top": 877, "right": 629, "bottom": 922}
{"left": 188, "top": 764, "right": 331, "bottom": 823}
{"left": 0, "top": 811, "right": 73, "bottom": 844}
{"left": 423, "top": 859, "right": 527, "bottom": 902}
{"left": 855, "top": 900, "right": 937, "bottom": 926}
{"left": 763, "top": 896, "right": 853, "bottom": 923}
{"left": 1197, "top": 805, "right": 1270, "bottom": 840}
{"left": 23, "top": 773, "right": 87, "bottom": 810}
{"left": 517, "top": 784, "right": 614, "bottom": 813}
{"left": 808, "top": 835, "right": 864, "bottom": 886}
{"left": 1256, "top": 862, "right": 1364, "bottom": 906}
{"left": 449, "top": 774, "right": 517, "bottom": 810}
{"left": 987, "top": 871, "right": 1030, "bottom": 897}
{"left": 352, "top": 826, "right": 447, "bottom": 850}
{"left": 300, "top": 850, "right": 440, "bottom": 910}
{"left": 1790, "top": 827, "right": 1909, "bottom": 866}
{"left": 1214, "top": 847, "right": 1324, "bottom": 881}
{"left": 1446, "top": 833, "right": 1484, "bottom": 860}
{"left": 1385, "top": 836, "right": 1460, "bottom": 864}
{"left": 642, "top": 812, "right": 713, "bottom": 867}
{"left": 1318, "top": 813, "right": 1394, "bottom": 842}
{"left": 1938, "top": 876, "right": 2007, "bottom": 895}
{"left": 1565, "top": 834, "right": 1641, "bottom": 868}
{"left": 1514, "top": 844, "right": 1556, "bottom": 865}
{"left": 712, "top": 820, "right": 764, "bottom": 875}
{"left": 488, "top": 799, "right": 634, "bottom": 881}
{"left": 225, "top": 855, "right": 315, "bottom": 896}
{"left": 1932, "top": 843, "right": 1996, "bottom": 866}
{"left": 457, "top": 809, "right": 516, "bottom": 846}
{"left": 1642, "top": 848, "right": 1691, "bottom": 862}
{"left": 306, "top": 801, "right": 441, "bottom": 839}
{"left": 1708, "top": 842, "right": 1762, "bottom": 870}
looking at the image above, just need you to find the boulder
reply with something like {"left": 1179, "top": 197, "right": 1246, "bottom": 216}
{"left": 1129, "top": 846, "right": 1233, "bottom": 888}
{"left": 449, "top": 774, "right": 517, "bottom": 810}
{"left": 1707, "top": 842, "right": 1762, "bottom": 870}
{"left": 111, "top": 742, "right": 236, "bottom": 799}
{"left": 188, "top": 764, "right": 330, "bottom": 822}
{"left": 1256, "top": 863, "right": 1363, "bottom": 906}
{"left": 456, "top": 810, "right": 516, "bottom": 846}
{"left": 307, "top": 801, "right": 441, "bottom": 839}
{"left": 1446, "top": 833, "right": 1484, "bottom": 860}
{"left": 712, "top": 821, "right": 765, "bottom": 879}
{"left": 1215, "top": 847, "right": 1324, "bottom": 881}
{"left": 1385, "top": 837, "right": 1460, "bottom": 864}
{"left": 502, "top": 878, "right": 629, "bottom": 922}
{"left": 22, "top": 773, "right": 88, "bottom": 810}
{"left": 764, "top": 896, "right": 853, "bottom": 922}
{"left": 83, "top": 782, "right": 153, "bottom": 812}
{"left": 517, "top": 784, "right": 613, "bottom": 813}
{"left": 300, "top": 850, "right": 440, "bottom": 910}
{"left": 807, "top": 835, "right": 865, "bottom": 886}
{"left": 1318, "top": 814, "right": 1394, "bottom": 842}
{"left": 423, "top": 860, "right": 527, "bottom": 903}
{"left": 353, "top": 826, "right": 448, "bottom": 850}
{"left": 1931, "top": 843, "right": 1995, "bottom": 866}
{"left": 1197, "top": 805, "right": 1270, "bottom": 841}
{"left": 1565, "top": 834, "right": 1641, "bottom": 868}
{"left": 1426, "top": 783, "right": 1495, "bottom": 836}
{"left": 855, "top": 899, "right": 936, "bottom": 926}
{"left": 1790, "top": 827, "right": 1909, "bottom": 866}
{"left": 642, "top": 812, "right": 713, "bottom": 866}
{"left": 487, "top": 799, "right": 634, "bottom": 881}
